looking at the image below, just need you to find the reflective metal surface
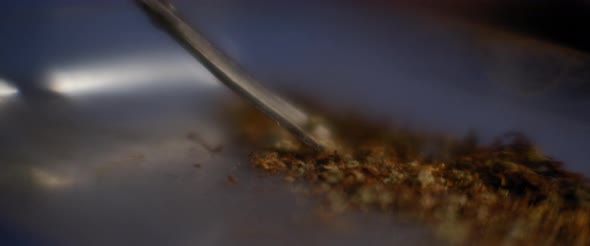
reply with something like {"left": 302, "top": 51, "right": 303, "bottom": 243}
{"left": 1, "top": 1, "right": 589, "bottom": 245}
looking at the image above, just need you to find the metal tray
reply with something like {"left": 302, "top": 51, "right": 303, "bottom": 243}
{"left": 1, "top": 1, "right": 588, "bottom": 245}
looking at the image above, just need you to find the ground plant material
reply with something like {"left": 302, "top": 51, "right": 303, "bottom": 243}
{"left": 227, "top": 175, "right": 239, "bottom": 185}
{"left": 231, "top": 105, "right": 590, "bottom": 245}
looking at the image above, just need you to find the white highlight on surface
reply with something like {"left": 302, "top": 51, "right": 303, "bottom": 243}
{"left": 47, "top": 53, "right": 219, "bottom": 96}
{"left": 30, "top": 167, "right": 75, "bottom": 190}
{"left": 0, "top": 78, "right": 18, "bottom": 97}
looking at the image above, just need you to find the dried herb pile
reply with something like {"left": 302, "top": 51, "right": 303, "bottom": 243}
{"left": 232, "top": 106, "right": 590, "bottom": 245}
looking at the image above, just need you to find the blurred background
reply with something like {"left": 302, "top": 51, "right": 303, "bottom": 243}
{"left": 1, "top": 0, "right": 589, "bottom": 245}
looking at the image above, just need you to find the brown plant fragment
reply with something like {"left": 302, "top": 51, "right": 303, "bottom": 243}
{"left": 233, "top": 104, "right": 590, "bottom": 246}
{"left": 227, "top": 175, "right": 239, "bottom": 185}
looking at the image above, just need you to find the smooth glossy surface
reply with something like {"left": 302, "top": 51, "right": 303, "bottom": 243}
{"left": 1, "top": 1, "right": 589, "bottom": 245}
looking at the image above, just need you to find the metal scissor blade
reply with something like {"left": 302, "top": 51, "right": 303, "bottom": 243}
{"left": 137, "top": 0, "right": 334, "bottom": 151}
